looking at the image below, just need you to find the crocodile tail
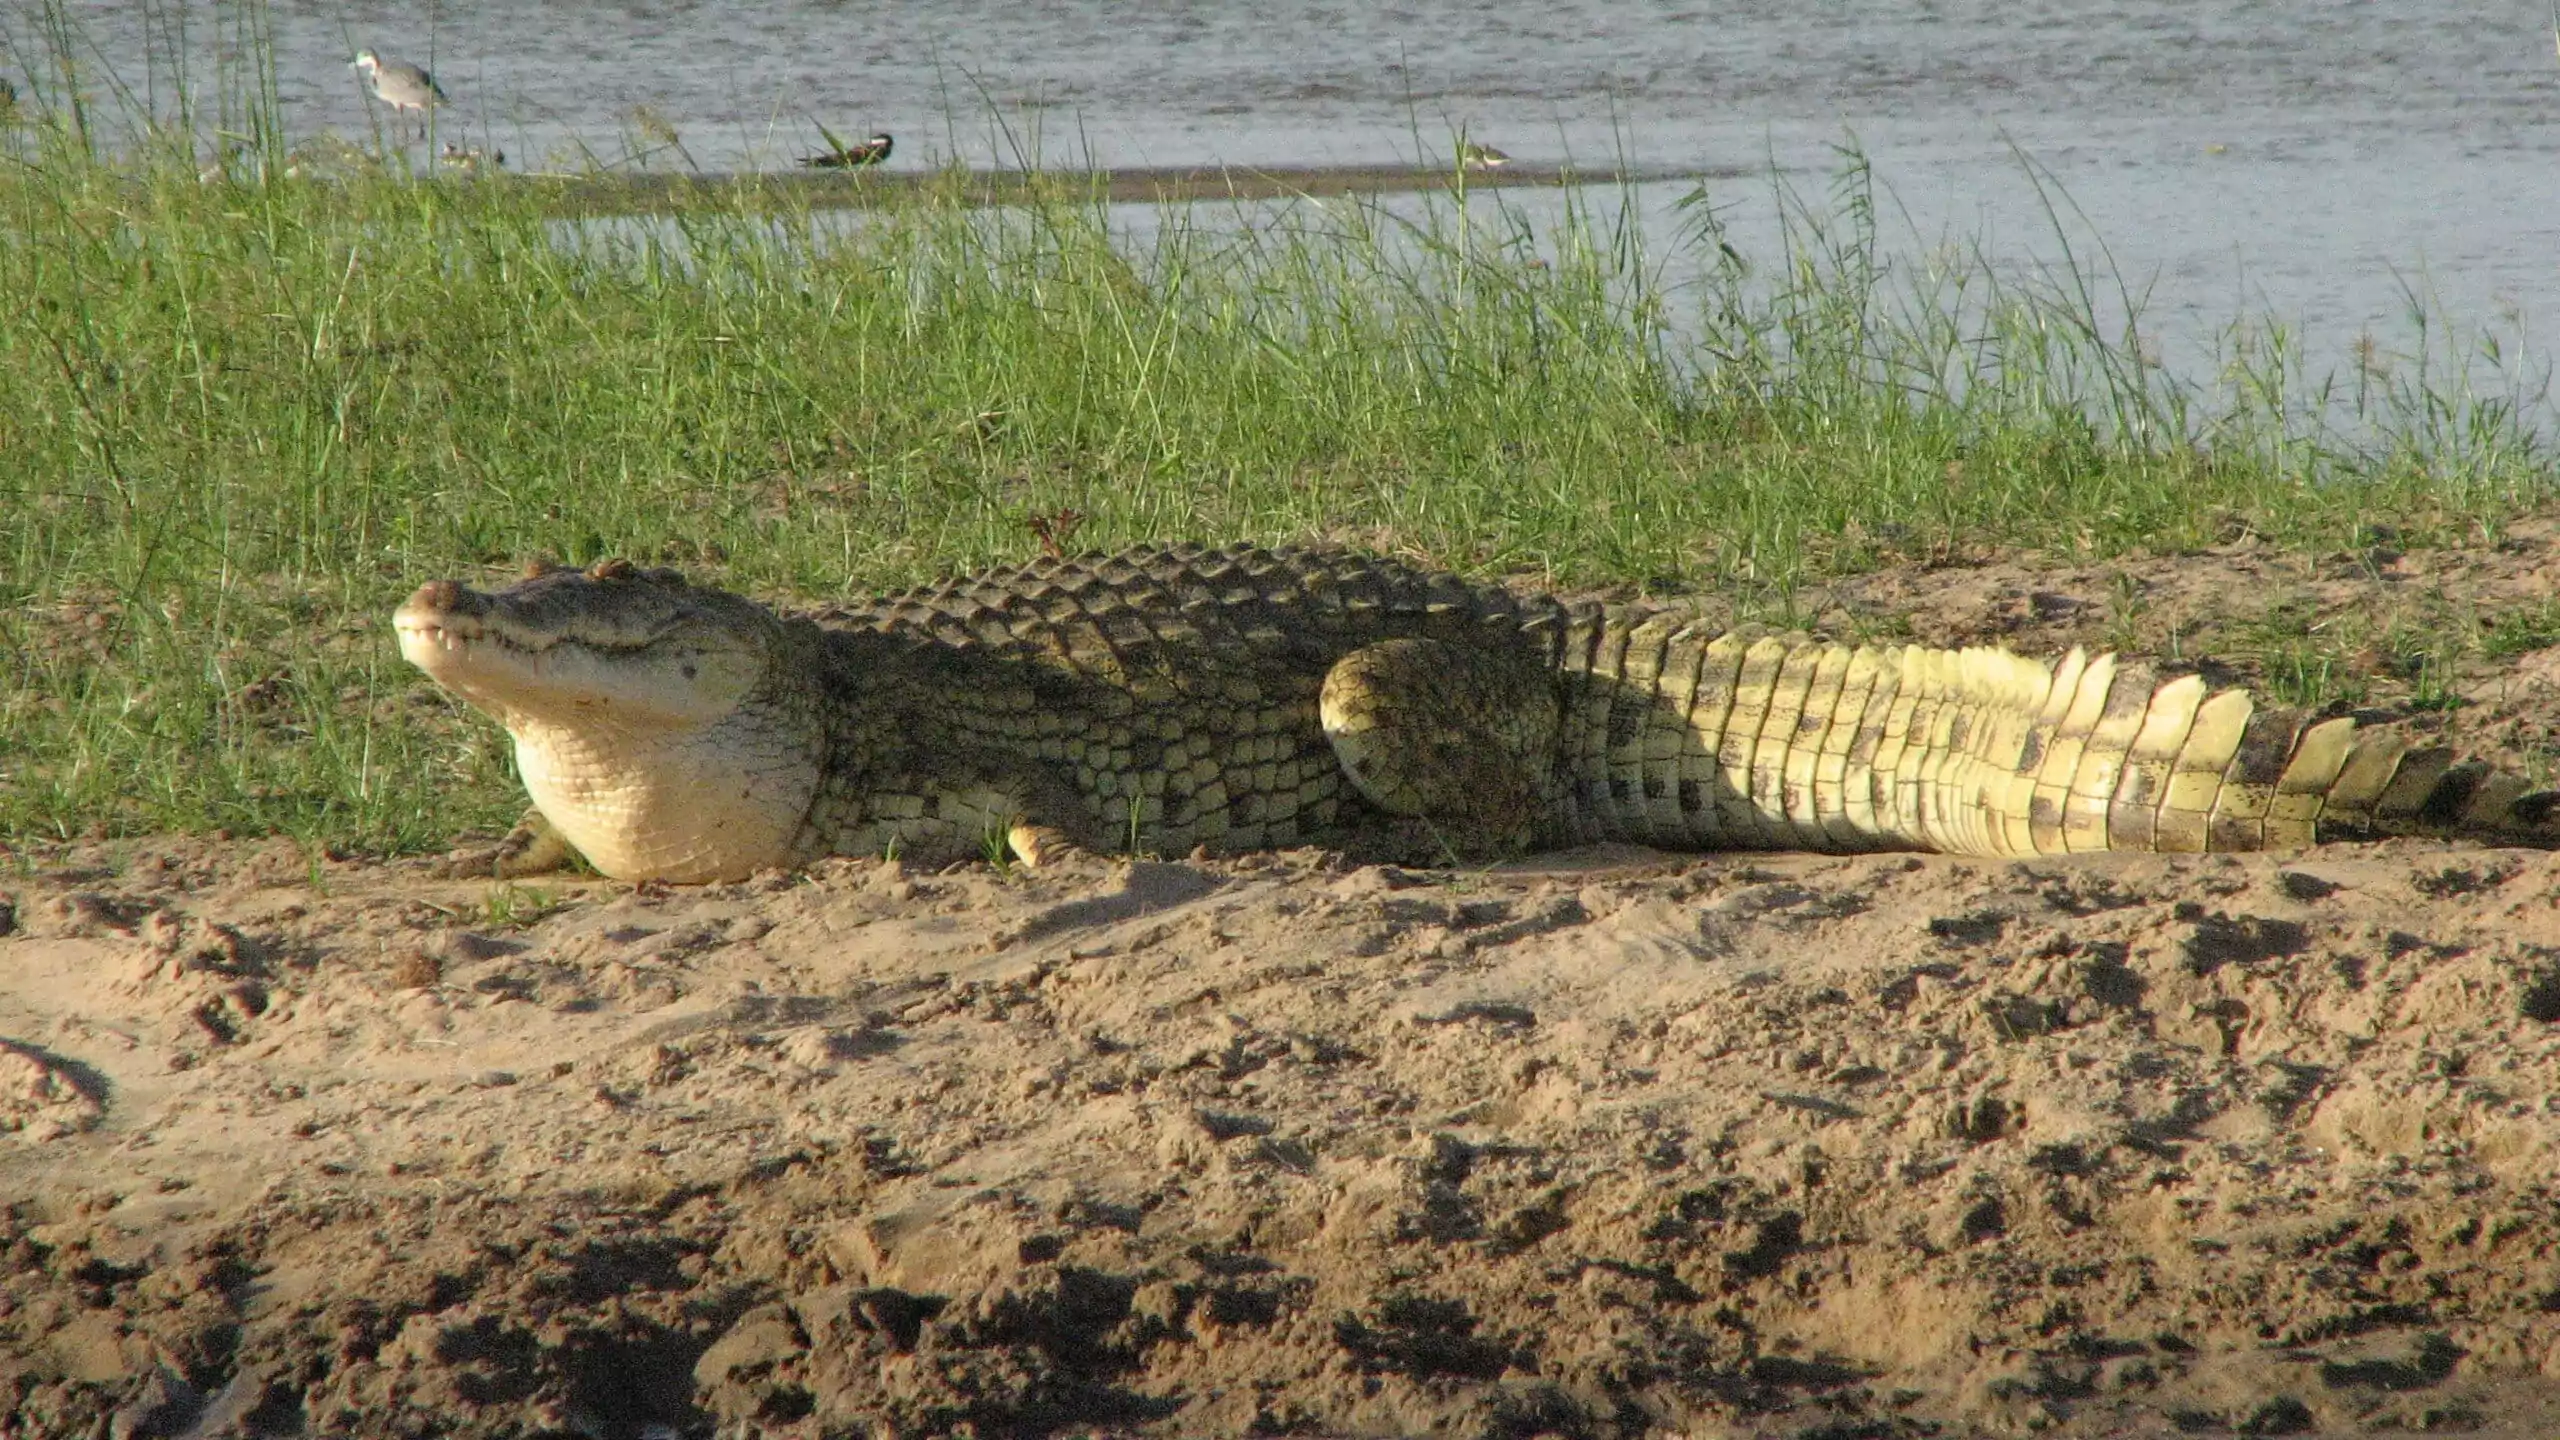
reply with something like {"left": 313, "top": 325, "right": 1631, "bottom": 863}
{"left": 2291, "top": 735, "right": 2560, "bottom": 848}
{"left": 1870, "top": 646, "right": 2560, "bottom": 855}
{"left": 1568, "top": 622, "right": 2560, "bottom": 856}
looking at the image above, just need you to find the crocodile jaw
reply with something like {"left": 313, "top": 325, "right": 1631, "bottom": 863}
{"left": 395, "top": 569, "right": 824, "bottom": 882}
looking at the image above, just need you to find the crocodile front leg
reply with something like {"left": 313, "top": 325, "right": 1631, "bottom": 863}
{"left": 801, "top": 745, "right": 1106, "bottom": 870}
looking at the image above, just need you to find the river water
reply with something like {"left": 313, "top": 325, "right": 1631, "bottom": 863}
{"left": 24, "top": 0, "right": 2560, "bottom": 409}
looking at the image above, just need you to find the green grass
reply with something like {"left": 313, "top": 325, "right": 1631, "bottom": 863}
{"left": 2, "top": 70, "right": 2556, "bottom": 854}
{"left": 2482, "top": 602, "right": 2560, "bottom": 663}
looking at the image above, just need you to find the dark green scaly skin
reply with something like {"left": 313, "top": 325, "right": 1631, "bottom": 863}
{"left": 783, "top": 544, "right": 1587, "bottom": 863}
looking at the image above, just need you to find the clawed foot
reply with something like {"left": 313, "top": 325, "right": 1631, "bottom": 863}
{"left": 1006, "top": 820, "right": 1101, "bottom": 872}
{"left": 430, "top": 809, "right": 580, "bottom": 879}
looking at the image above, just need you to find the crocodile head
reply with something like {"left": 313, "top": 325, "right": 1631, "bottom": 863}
{"left": 395, "top": 558, "right": 826, "bottom": 881}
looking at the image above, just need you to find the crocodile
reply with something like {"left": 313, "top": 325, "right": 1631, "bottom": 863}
{"left": 393, "top": 543, "right": 2560, "bottom": 882}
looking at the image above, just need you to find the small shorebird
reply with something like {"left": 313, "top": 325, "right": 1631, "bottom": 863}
{"left": 1459, "top": 139, "right": 1512, "bottom": 171}
{"left": 439, "top": 141, "right": 503, "bottom": 173}
{"left": 801, "top": 130, "right": 893, "bottom": 169}
{"left": 352, "top": 49, "right": 446, "bottom": 138}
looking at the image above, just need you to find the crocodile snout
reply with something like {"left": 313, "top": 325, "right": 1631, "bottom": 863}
{"left": 393, "top": 581, "right": 496, "bottom": 677}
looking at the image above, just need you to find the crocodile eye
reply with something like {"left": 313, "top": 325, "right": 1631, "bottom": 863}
{"left": 590, "top": 558, "right": 636, "bottom": 581}
{"left": 521, "top": 554, "right": 565, "bottom": 580}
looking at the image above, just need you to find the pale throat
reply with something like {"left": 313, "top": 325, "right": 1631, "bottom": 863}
{"left": 507, "top": 715, "right": 817, "bottom": 881}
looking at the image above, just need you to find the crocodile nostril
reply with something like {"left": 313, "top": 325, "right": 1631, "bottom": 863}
{"left": 408, "top": 579, "right": 463, "bottom": 610}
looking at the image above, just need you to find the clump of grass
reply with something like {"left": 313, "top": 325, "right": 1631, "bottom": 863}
{"left": 2481, "top": 602, "right": 2560, "bottom": 662}
{"left": 2219, "top": 602, "right": 2370, "bottom": 711}
{"left": 1, "top": 35, "right": 2554, "bottom": 854}
{"left": 2157, "top": 579, "right": 2560, "bottom": 722}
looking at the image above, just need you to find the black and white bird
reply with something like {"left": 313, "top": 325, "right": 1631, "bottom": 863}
{"left": 801, "top": 131, "right": 893, "bottom": 169}
{"left": 352, "top": 50, "right": 446, "bottom": 138}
